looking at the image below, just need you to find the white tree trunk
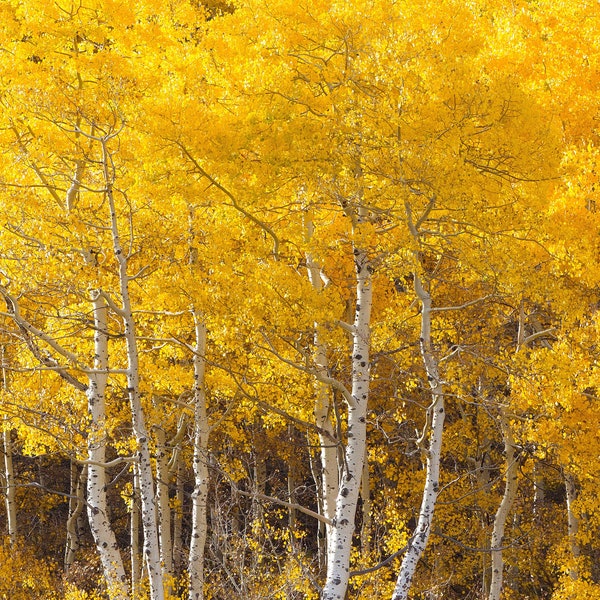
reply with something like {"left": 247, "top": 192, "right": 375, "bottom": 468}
{"left": 156, "top": 426, "right": 174, "bottom": 593}
{"left": 306, "top": 243, "right": 339, "bottom": 556}
{"left": 2, "top": 425, "right": 17, "bottom": 545}
{"left": 131, "top": 464, "right": 142, "bottom": 599}
{"left": 1, "top": 351, "right": 17, "bottom": 545}
{"left": 565, "top": 472, "right": 580, "bottom": 580}
{"left": 65, "top": 462, "right": 87, "bottom": 572}
{"left": 103, "top": 138, "right": 164, "bottom": 600}
{"left": 321, "top": 243, "right": 373, "bottom": 600}
{"left": 86, "top": 291, "right": 129, "bottom": 600}
{"left": 488, "top": 411, "right": 518, "bottom": 600}
{"left": 188, "top": 314, "right": 210, "bottom": 600}
{"left": 173, "top": 459, "right": 185, "bottom": 575}
{"left": 392, "top": 275, "right": 445, "bottom": 600}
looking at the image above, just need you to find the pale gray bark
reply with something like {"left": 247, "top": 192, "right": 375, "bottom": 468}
{"left": 306, "top": 239, "right": 339, "bottom": 556}
{"left": 392, "top": 274, "right": 445, "bottom": 600}
{"left": 102, "top": 137, "right": 164, "bottom": 600}
{"left": 565, "top": 472, "right": 580, "bottom": 580}
{"left": 131, "top": 463, "right": 142, "bottom": 599}
{"left": 488, "top": 411, "right": 518, "bottom": 600}
{"left": 1, "top": 352, "right": 17, "bottom": 544}
{"left": 287, "top": 424, "right": 298, "bottom": 531}
{"left": 86, "top": 291, "right": 128, "bottom": 600}
{"left": 188, "top": 315, "right": 209, "bottom": 600}
{"left": 65, "top": 160, "right": 85, "bottom": 212}
{"left": 172, "top": 459, "right": 185, "bottom": 575}
{"left": 65, "top": 462, "right": 87, "bottom": 572}
{"left": 2, "top": 425, "right": 17, "bottom": 544}
{"left": 533, "top": 461, "right": 545, "bottom": 526}
{"left": 321, "top": 242, "right": 373, "bottom": 600}
{"left": 156, "top": 426, "right": 174, "bottom": 594}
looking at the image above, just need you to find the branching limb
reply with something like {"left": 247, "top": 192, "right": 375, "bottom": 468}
{"left": 259, "top": 330, "right": 355, "bottom": 408}
{"left": 174, "top": 141, "right": 280, "bottom": 258}
{"left": 232, "top": 485, "right": 332, "bottom": 526}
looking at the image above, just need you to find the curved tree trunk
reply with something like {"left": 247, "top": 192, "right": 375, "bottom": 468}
{"left": 488, "top": 411, "right": 518, "bottom": 600}
{"left": 392, "top": 274, "right": 445, "bottom": 600}
{"left": 103, "top": 138, "right": 164, "bottom": 600}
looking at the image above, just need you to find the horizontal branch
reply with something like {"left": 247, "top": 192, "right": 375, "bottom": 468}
{"left": 77, "top": 456, "right": 137, "bottom": 469}
{"left": 234, "top": 488, "right": 332, "bottom": 526}
{"left": 430, "top": 295, "right": 492, "bottom": 312}
{"left": 259, "top": 331, "right": 356, "bottom": 409}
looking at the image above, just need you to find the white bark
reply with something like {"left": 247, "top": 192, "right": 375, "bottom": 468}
{"left": 2, "top": 425, "right": 17, "bottom": 544}
{"left": 156, "top": 426, "right": 174, "bottom": 593}
{"left": 488, "top": 411, "right": 518, "bottom": 600}
{"left": 102, "top": 138, "right": 164, "bottom": 600}
{"left": 188, "top": 314, "right": 209, "bottom": 600}
{"left": 532, "top": 461, "right": 545, "bottom": 526}
{"left": 131, "top": 464, "right": 142, "bottom": 600}
{"left": 392, "top": 274, "right": 445, "bottom": 600}
{"left": 288, "top": 424, "right": 298, "bottom": 530}
{"left": 86, "top": 291, "right": 129, "bottom": 600}
{"left": 65, "top": 462, "right": 87, "bottom": 572}
{"left": 1, "top": 351, "right": 17, "bottom": 545}
{"left": 65, "top": 159, "right": 85, "bottom": 212}
{"left": 306, "top": 240, "right": 339, "bottom": 555}
{"left": 173, "top": 459, "right": 185, "bottom": 575}
{"left": 565, "top": 472, "right": 580, "bottom": 580}
{"left": 321, "top": 243, "right": 373, "bottom": 600}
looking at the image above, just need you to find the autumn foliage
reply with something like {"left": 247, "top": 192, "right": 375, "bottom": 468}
{"left": 0, "top": 1, "right": 599, "bottom": 599}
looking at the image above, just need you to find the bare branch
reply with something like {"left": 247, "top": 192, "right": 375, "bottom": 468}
{"left": 174, "top": 141, "right": 280, "bottom": 259}
{"left": 431, "top": 295, "right": 492, "bottom": 312}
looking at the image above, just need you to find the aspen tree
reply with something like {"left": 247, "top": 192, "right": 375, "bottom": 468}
{"left": 100, "top": 135, "right": 164, "bottom": 600}
{"left": 305, "top": 209, "right": 339, "bottom": 561}
{"left": 391, "top": 271, "right": 445, "bottom": 600}
{"left": 322, "top": 171, "right": 374, "bottom": 600}
{"left": 188, "top": 312, "right": 210, "bottom": 600}
{"left": 86, "top": 291, "right": 129, "bottom": 600}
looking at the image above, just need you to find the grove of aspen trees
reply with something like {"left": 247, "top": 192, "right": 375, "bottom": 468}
{"left": 0, "top": 1, "right": 599, "bottom": 599}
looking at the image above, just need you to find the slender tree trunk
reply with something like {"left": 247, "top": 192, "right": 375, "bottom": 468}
{"left": 321, "top": 242, "right": 373, "bottom": 600}
{"left": 173, "top": 459, "right": 185, "bottom": 576}
{"left": 103, "top": 138, "right": 164, "bottom": 600}
{"left": 156, "top": 426, "right": 174, "bottom": 595}
{"left": 2, "top": 425, "right": 17, "bottom": 545}
{"left": 488, "top": 411, "right": 519, "bottom": 600}
{"left": 131, "top": 463, "right": 142, "bottom": 600}
{"left": 564, "top": 472, "right": 580, "bottom": 580}
{"left": 307, "top": 439, "right": 327, "bottom": 570}
{"left": 65, "top": 462, "right": 87, "bottom": 572}
{"left": 1, "top": 352, "right": 17, "bottom": 545}
{"left": 392, "top": 274, "right": 445, "bottom": 600}
{"left": 306, "top": 236, "right": 339, "bottom": 557}
{"left": 287, "top": 424, "right": 298, "bottom": 531}
{"left": 188, "top": 314, "right": 210, "bottom": 600}
{"left": 86, "top": 291, "right": 129, "bottom": 600}
{"left": 533, "top": 461, "right": 545, "bottom": 526}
